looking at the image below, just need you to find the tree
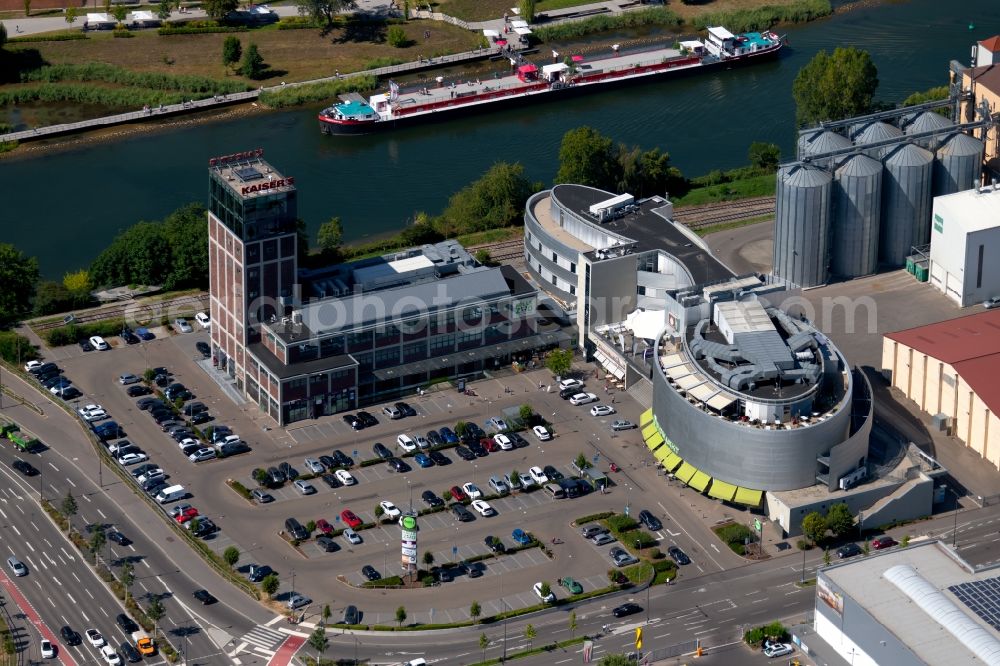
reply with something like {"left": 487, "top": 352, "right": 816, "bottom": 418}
{"left": 120, "top": 561, "right": 135, "bottom": 603}
{"left": 395, "top": 605, "right": 407, "bottom": 627}
{"left": 616, "top": 145, "right": 686, "bottom": 199}
{"left": 65, "top": 6, "right": 77, "bottom": 23}
{"left": 222, "top": 36, "right": 242, "bottom": 73}
{"left": 545, "top": 348, "right": 573, "bottom": 377}
{"left": 63, "top": 269, "right": 90, "bottom": 294}
{"left": 801, "top": 512, "right": 827, "bottom": 544}
{"left": 322, "top": 604, "right": 331, "bottom": 626}
{"left": 518, "top": 0, "right": 535, "bottom": 22}
{"left": 479, "top": 632, "right": 489, "bottom": 662}
{"left": 455, "top": 421, "right": 468, "bottom": 437}
{"left": 253, "top": 468, "right": 269, "bottom": 487}
{"left": 539, "top": 581, "right": 552, "bottom": 599}
{"left": 902, "top": 86, "right": 950, "bottom": 115}
{"left": 156, "top": 0, "right": 171, "bottom": 19}
{"left": 825, "top": 503, "right": 855, "bottom": 538}
{"left": 474, "top": 249, "right": 492, "bottom": 266}
{"left": 822, "top": 548, "right": 831, "bottom": 566}
{"left": 901, "top": 535, "right": 910, "bottom": 547}
{"left": 555, "top": 126, "right": 618, "bottom": 190}
{"left": 61, "top": 492, "right": 78, "bottom": 533}
{"left": 510, "top": 469, "right": 520, "bottom": 488}
{"left": 569, "top": 610, "right": 577, "bottom": 639}
{"left": 308, "top": 626, "right": 328, "bottom": 659}
{"left": 574, "top": 452, "right": 592, "bottom": 471}
{"left": 261, "top": 573, "right": 280, "bottom": 598}
{"left": 146, "top": 595, "right": 165, "bottom": 637}
{"left": 374, "top": 504, "right": 385, "bottom": 520}
{"left": 23, "top": 0, "right": 30, "bottom": 17}
{"left": 747, "top": 142, "right": 781, "bottom": 172}
{"left": 0, "top": 244, "right": 39, "bottom": 328}
{"left": 33, "top": 281, "right": 74, "bottom": 316}
{"left": 435, "top": 162, "right": 536, "bottom": 238}
{"left": 223, "top": 546, "right": 240, "bottom": 567}
{"left": 524, "top": 624, "right": 536, "bottom": 650}
{"left": 188, "top": 517, "right": 201, "bottom": 535}
{"left": 422, "top": 551, "right": 435, "bottom": 567}
{"left": 519, "top": 404, "right": 534, "bottom": 423}
{"left": 295, "top": 0, "right": 353, "bottom": 26}
{"left": 317, "top": 217, "right": 344, "bottom": 253}
{"left": 470, "top": 600, "right": 481, "bottom": 624}
{"left": 111, "top": 4, "right": 127, "bottom": 23}
{"left": 203, "top": 0, "right": 238, "bottom": 19}
{"left": 240, "top": 43, "right": 265, "bottom": 79}
{"left": 387, "top": 25, "right": 407, "bottom": 47}
{"left": 89, "top": 529, "right": 107, "bottom": 563}
{"left": 792, "top": 47, "right": 878, "bottom": 125}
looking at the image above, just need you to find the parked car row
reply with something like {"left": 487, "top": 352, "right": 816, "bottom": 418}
{"left": 24, "top": 360, "right": 82, "bottom": 401}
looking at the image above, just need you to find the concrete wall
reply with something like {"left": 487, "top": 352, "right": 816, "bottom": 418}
{"left": 587, "top": 255, "right": 638, "bottom": 329}
{"left": 768, "top": 480, "right": 900, "bottom": 537}
{"left": 929, "top": 196, "right": 1000, "bottom": 306}
{"left": 857, "top": 475, "right": 934, "bottom": 531}
{"left": 524, "top": 211, "right": 578, "bottom": 303}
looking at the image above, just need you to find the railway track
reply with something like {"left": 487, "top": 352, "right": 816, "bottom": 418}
{"left": 466, "top": 239, "right": 524, "bottom": 263}
{"left": 30, "top": 294, "right": 208, "bottom": 332}
{"left": 674, "top": 196, "right": 776, "bottom": 229}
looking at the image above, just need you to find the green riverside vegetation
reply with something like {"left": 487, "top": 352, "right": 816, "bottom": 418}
{"left": 689, "top": 0, "right": 832, "bottom": 33}
{"left": 258, "top": 75, "right": 377, "bottom": 108}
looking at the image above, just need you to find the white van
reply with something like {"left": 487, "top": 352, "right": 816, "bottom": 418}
{"left": 155, "top": 484, "right": 186, "bottom": 504}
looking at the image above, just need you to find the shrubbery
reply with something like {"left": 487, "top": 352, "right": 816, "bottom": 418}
{"left": 44, "top": 319, "right": 126, "bottom": 346}
{"left": 533, "top": 7, "right": 681, "bottom": 41}
{"left": 258, "top": 75, "right": 377, "bottom": 108}
{"left": 690, "top": 0, "right": 831, "bottom": 33}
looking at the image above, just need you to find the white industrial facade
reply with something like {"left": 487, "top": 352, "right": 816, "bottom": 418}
{"left": 929, "top": 184, "right": 1000, "bottom": 306}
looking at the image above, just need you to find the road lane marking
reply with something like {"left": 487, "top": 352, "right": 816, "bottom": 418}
{"left": 710, "top": 543, "right": 720, "bottom": 553}
{"left": 65, "top": 477, "right": 76, "bottom": 487}
{"left": 51, "top": 576, "right": 62, "bottom": 586}
{"left": 0, "top": 509, "right": 5, "bottom": 519}
{"left": 47, "top": 596, "right": 55, "bottom": 607}
{"left": 81, "top": 494, "right": 90, "bottom": 502}
{"left": 48, "top": 462, "right": 59, "bottom": 472}
{"left": 85, "top": 588, "right": 94, "bottom": 599}
{"left": 71, "top": 571, "right": 80, "bottom": 583}
{"left": 66, "top": 593, "right": 75, "bottom": 604}
{"left": 97, "top": 509, "right": 107, "bottom": 519}
{"left": 81, "top": 611, "right": 89, "bottom": 622}
{"left": 11, "top": 525, "right": 21, "bottom": 536}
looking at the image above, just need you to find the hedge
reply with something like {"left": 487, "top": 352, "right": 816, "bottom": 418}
{"left": 10, "top": 32, "right": 89, "bottom": 42}
{"left": 44, "top": 319, "right": 127, "bottom": 346}
{"left": 362, "top": 575, "right": 403, "bottom": 588}
{"left": 158, "top": 25, "right": 247, "bottom": 34}
{"left": 574, "top": 511, "right": 615, "bottom": 526}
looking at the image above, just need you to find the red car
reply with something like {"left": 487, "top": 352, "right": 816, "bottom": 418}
{"left": 174, "top": 507, "right": 199, "bottom": 523}
{"left": 872, "top": 536, "right": 897, "bottom": 550}
{"left": 316, "top": 519, "right": 334, "bottom": 535}
{"left": 450, "top": 486, "right": 468, "bottom": 502}
{"left": 340, "top": 509, "right": 362, "bottom": 529}
{"left": 482, "top": 437, "right": 501, "bottom": 453}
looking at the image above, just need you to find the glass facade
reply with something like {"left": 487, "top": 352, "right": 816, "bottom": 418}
{"left": 208, "top": 170, "right": 298, "bottom": 241}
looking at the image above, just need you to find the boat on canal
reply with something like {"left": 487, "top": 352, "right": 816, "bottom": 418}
{"left": 318, "top": 26, "right": 784, "bottom": 135}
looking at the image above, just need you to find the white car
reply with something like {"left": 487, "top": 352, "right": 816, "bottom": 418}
{"left": 24, "top": 360, "right": 43, "bottom": 373}
{"left": 590, "top": 404, "right": 616, "bottom": 417}
{"left": 89, "top": 335, "right": 109, "bottom": 351}
{"left": 462, "top": 482, "right": 482, "bottom": 499}
{"left": 195, "top": 311, "right": 211, "bottom": 329}
{"left": 763, "top": 643, "right": 794, "bottom": 659}
{"left": 396, "top": 434, "right": 417, "bottom": 452}
{"left": 570, "top": 392, "right": 598, "bottom": 406}
{"left": 304, "top": 457, "right": 324, "bottom": 474}
{"left": 471, "top": 499, "right": 495, "bottom": 516}
{"left": 533, "top": 425, "right": 552, "bottom": 441}
{"left": 178, "top": 437, "right": 199, "bottom": 449}
{"left": 494, "top": 433, "right": 514, "bottom": 450}
{"left": 40, "top": 639, "right": 55, "bottom": 659}
{"left": 174, "top": 318, "right": 192, "bottom": 333}
{"left": 335, "top": 469, "right": 356, "bottom": 486}
{"left": 188, "top": 448, "right": 217, "bottom": 463}
{"left": 343, "top": 528, "right": 362, "bottom": 545}
{"left": 78, "top": 404, "right": 107, "bottom": 421}
{"left": 101, "top": 645, "right": 121, "bottom": 665}
{"left": 86, "top": 629, "right": 105, "bottom": 647}
{"left": 558, "top": 378, "right": 583, "bottom": 391}
{"left": 379, "top": 500, "right": 401, "bottom": 519}
{"left": 533, "top": 582, "right": 556, "bottom": 603}
{"left": 528, "top": 466, "right": 549, "bottom": 485}
{"left": 117, "top": 452, "right": 148, "bottom": 466}
{"left": 138, "top": 469, "right": 164, "bottom": 484}
{"left": 118, "top": 373, "right": 140, "bottom": 385}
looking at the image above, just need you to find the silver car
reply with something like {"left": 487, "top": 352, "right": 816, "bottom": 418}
{"left": 287, "top": 593, "right": 311, "bottom": 610}
{"left": 293, "top": 480, "right": 316, "bottom": 495}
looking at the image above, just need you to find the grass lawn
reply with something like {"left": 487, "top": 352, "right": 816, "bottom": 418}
{"left": 434, "top": 0, "right": 806, "bottom": 23}
{"left": 7, "top": 20, "right": 481, "bottom": 83}
{"left": 672, "top": 174, "right": 776, "bottom": 207}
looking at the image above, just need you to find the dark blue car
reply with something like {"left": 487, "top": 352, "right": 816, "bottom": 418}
{"left": 413, "top": 453, "right": 434, "bottom": 468}
{"left": 94, "top": 422, "right": 123, "bottom": 440}
{"left": 135, "top": 327, "right": 155, "bottom": 341}
{"left": 439, "top": 427, "right": 459, "bottom": 444}
{"left": 511, "top": 528, "right": 531, "bottom": 545}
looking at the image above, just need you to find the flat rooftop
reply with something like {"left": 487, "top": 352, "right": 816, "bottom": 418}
{"left": 531, "top": 194, "right": 595, "bottom": 253}
{"left": 209, "top": 155, "right": 295, "bottom": 200}
{"left": 822, "top": 540, "right": 1000, "bottom": 666}
{"left": 550, "top": 184, "right": 734, "bottom": 284}
{"left": 935, "top": 184, "right": 1000, "bottom": 233}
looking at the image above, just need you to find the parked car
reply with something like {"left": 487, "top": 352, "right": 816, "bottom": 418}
{"left": 174, "top": 318, "right": 193, "bottom": 333}
{"left": 386, "top": 458, "right": 410, "bottom": 473}
{"left": 332, "top": 450, "right": 354, "bottom": 467}
{"left": 533, "top": 582, "right": 555, "bottom": 603}
{"left": 667, "top": 546, "right": 691, "bottom": 565}
{"left": 591, "top": 532, "right": 616, "bottom": 546}
{"left": 454, "top": 446, "right": 476, "bottom": 461}
{"left": 533, "top": 425, "right": 552, "bottom": 441}
{"left": 763, "top": 643, "right": 794, "bottom": 659}
{"left": 610, "top": 547, "right": 638, "bottom": 567}
{"left": 487, "top": 417, "right": 509, "bottom": 432}
{"left": 362, "top": 565, "right": 381, "bottom": 581}
{"left": 449, "top": 485, "right": 468, "bottom": 502}
{"left": 188, "top": 448, "right": 217, "bottom": 463}
{"left": 429, "top": 450, "right": 451, "bottom": 465}
{"left": 439, "top": 427, "right": 459, "bottom": 444}
{"left": 467, "top": 441, "right": 488, "bottom": 457}
{"left": 611, "top": 420, "right": 636, "bottom": 431}
{"left": 89, "top": 336, "right": 110, "bottom": 351}
{"left": 125, "top": 385, "right": 151, "bottom": 397}
{"left": 451, "top": 504, "right": 474, "bottom": 522}
{"left": 117, "top": 452, "right": 148, "bottom": 467}
{"left": 413, "top": 453, "right": 434, "bottom": 468}
{"left": 343, "top": 528, "right": 362, "bottom": 545}
{"left": 247, "top": 564, "right": 272, "bottom": 582}
{"left": 462, "top": 482, "right": 482, "bottom": 499}
{"left": 396, "top": 434, "right": 417, "bottom": 453}
{"left": 335, "top": 469, "right": 356, "bottom": 486}
{"left": 509, "top": 432, "right": 529, "bottom": 448}
{"left": 511, "top": 528, "right": 532, "bottom": 545}
{"left": 872, "top": 536, "right": 897, "bottom": 550}
{"left": 421, "top": 490, "right": 443, "bottom": 508}
{"left": 559, "top": 386, "right": 581, "bottom": 399}
{"left": 342, "top": 605, "right": 361, "bottom": 625}
{"left": 357, "top": 411, "right": 378, "bottom": 427}
{"left": 494, "top": 434, "right": 514, "bottom": 451}
{"left": 471, "top": 499, "right": 495, "bottom": 516}
{"left": 316, "top": 536, "right": 338, "bottom": 552}
{"left": 639, "top": 510, "right": 662, "bottom": 531}
{"left": 287, "top": 593, "right": 311, "bottom": 610}
{"left": 837, "top": 543, "right": 863, "bottom": 559}
{"left": 485, "top": 536, "right": 506, "bottom": 554}
{"left": 373, "top": 443, "right": 393, "bottom": 459}
{"left": 278, "top": 462, "right": 299, "bottom": 480}
{"left": 78, "top": 404, "right": 108, "bottom": 421}
{"left": 590, "top": 404, "right": 616, "bottom": 416}
{"left": 580, "top": 524, "right": 609, "bottom": 539}
{"left": 528, "top": 466, "right": 549, "bottom": 485}
{"left": 560, "top": 577, "right": 583, "bottom": 594}
{"left": 395, "top": 401, "right": 416, "bottom": 417}
{"left": 558, "top": 378, "right": 584, "bottom": 391}
{"left": 341, "top": 510, "right": 363, "bottom": 529}
{"left": 379, "top": 500, "right": 401, "bottom": 519}
{"left": 195, "top": 312, "right": 211, "bottom": 328}
{"left": 304, "top": 457, "right": 325, "bottom": 474}
{"left": 570, "top": 392, "right": 598, "bottom": 406}
{"left": 284, "top": 518, "right": 308, "bottom": 541}
{"left": 382, "top": 405, "right": 403, "bottom": 420}
{"left": 293, "top": 480, "right": 316, "bottom": 495}
{"left": 315, "top": 519, "right": 334, "bottom": 535}
{"left": 343, "top": 414, "right": 362, "bottom": 430}
{"left": 135, "top": 327, "right": 155, "bottom": 341}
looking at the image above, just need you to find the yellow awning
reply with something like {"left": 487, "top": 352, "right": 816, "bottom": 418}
{"left": 734, "top": 487, "right": 763, "bottom": 506}
{"left": 640, "top": 408, "right": 653, "bottom": 426}
{"left": 661, "top": 452, "right": 682, "bottom": 472}
{"left": 645, "top": 431, "right": 664, "bottom": 449}
{"left": 642, "top": 422, "right": 659, "bottom": 441}
{"left": 653, "top": 446, "right": 673, "bottom": 463}
{"left": 707, "top": 479, "right": 737, "bottom": 501}
{"left": 675, "top": 462, "right": 697, "bottom": 483}
{"left": 689, "top": 470, "right": 711, "bottom": 492}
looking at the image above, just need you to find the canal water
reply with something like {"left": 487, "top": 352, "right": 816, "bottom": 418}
{"left": 3, "top": 0, "right": 999, "bottom": 277}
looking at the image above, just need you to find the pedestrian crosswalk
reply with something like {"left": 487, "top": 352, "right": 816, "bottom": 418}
{"left": 235, "top": 625, "right": 287, "bottom": 656}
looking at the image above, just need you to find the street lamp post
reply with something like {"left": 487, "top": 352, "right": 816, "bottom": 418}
{"left": 645, "top": 577, "right": 651, "bottom": 624}
{"left": 801, "top": 545, "right": 807, "bottom": 583}
{"left": 952, "top": 488, "right": 960, "bottom": 548}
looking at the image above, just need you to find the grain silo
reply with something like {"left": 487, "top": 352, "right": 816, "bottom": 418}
{"left": 934, "top": 132, "right": 984, "bottom": 196}
{"left": 880, "top": 143, "right": 934, "bottom": 266}
{"left": 800, "top": 130, "right": 853, "bottom": 168}
{"left": 773, "top": 164, "right": 833, "bottom": 288}
{"left": 854, "top": 122, "right": 904, "bottom": 159}
{"left": 831, "top": 154, "right": 883, "bottom": 278}
{"left": 904, "top": 111, "right": 953, "bottom": 151}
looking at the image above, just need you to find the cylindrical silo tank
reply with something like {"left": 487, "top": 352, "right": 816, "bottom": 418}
{"left": 904, "top": 111, "right": 953, "bottom": 151}
{"left": 934, "top": 132, "right": 984, "bottom": 196}
{"left": 880, "top": 143, "right": 934, "bottom": 266}
{"left": 773, "top": 164, "right": 833, "bottom": 288}
{"left": 797, "top": 129, "right": 822, "bottom": 160}
{"left": 800, "top": 130, "right": 853, "bottom": 169}
{"left": 854, "top": 121, "right": 904, "bottom": 159}
{"left": 831, "top": 154, "right": 883, "bottom": 278}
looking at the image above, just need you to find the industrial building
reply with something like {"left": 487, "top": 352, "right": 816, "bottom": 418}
{"left": 813, "top": 540, "right": 1000, "bottom": 666}
{"left": 208, "top": 150, "right": 566, "bottom": 425}
{"left": 955, "top": 34, "right": 1000, "bottom": 173}
{"left": 773, "top": 96, "right": 991, "bottom": 288}
{"left": 882, "top": 309, "right": 1000, "bottom": 471}
{"left": 928, "top": 183, "right": 1000, "bottom": 306}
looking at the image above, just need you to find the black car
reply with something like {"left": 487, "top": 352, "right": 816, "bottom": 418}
{"left": 278, "top": 461, "right": 299, "bottom": 480}
{"left": 485, "top": 536, "right": 506, "bottom": 554}
{"left": 195, "top": 341, "right": 211, "bottom": 357}
{"left": 559, "top": 386, "right": 580, "bottom": 399}
{"left": 639, "top": 510, "right": 662, "bottom": 532}
{"left": 116, "top": 613, "right": 139, "bottom": 633}
{"left": 395, "top": 401, "right": 416, "bottom": 417}
{"left": 120, "top": 331, "right": 140, "bottom": 345}
{"left": 316, "top": 536, "right": 339, "bottom": 552}
{"left": 668, "top": 546, "right": 691, "bottom": 565}
{"left": 150, "top": 367, "right": 170, "bottom": 377}
{"left": 247, "top": 564, "right": 272, "bottom": 583}
{"left": 120, "top": 641, "right": 142, "bottom": 663}
{"left": 190, "top": 411, "right": 212, "bottom": 425}
{"left": 357, "top": 411, "right": 378, "bottom": 427}
{"left": 342, "top": 414, "right": 362, "bottom": 430}
{"left": 466, "top": 563, "right": 484, "bottom": 578}
{"left": 428, "top": 450, "right": 450, "bottom": 466}
{"left": 543, "top": 465, "right": 564, "bottom": 481}
{"left": 12, "top": 460, "right": 37, "bottom": 476}
{"left": 318, "top": 455, "right": 336, "bottom": 470}
{"left": 332, "top": 450, "right": 354, "bottom": 467}
{"left": 145, "top": 481, "right": 169, "bottom": 496}
{"left": 467, "top": 441, "right": 488, "bottom": 457}
{"left": 362, "top": 565, "right": 381, "bottom": 581}
{"left": 191, "top": 518, "right": 218, "bottom": 538}
{"left": 421, "top": 490, "right": 443, "bottom": 508}
{"left": 171, "top": 430, "right": 195, "bottom": 442}
{"left": 211, "top": 426, "right": 234, "bottom": 443}
{"left": 36, "top": 369, "right": 62, "bottom": 384}
{"left": 60, "top": 625, "right": 81, "bottom": 646}
{"left": 454, "top": 445, "right": 476, "bottom": 461}
{"left": 78, "top": 339, "right": 94, "bottom": 352}
{"left": 342, "top": 605, "right": 360, "bottom": 625}
{"left": 42, "top": 375, "right": 68, "bottom": 389}
{"left": 126, "top": 385, "right": 151, "bottom": 397}
{"left": 136, "top": 397, "right": 162, "bottom": 411}
{"left": 426, "top": 430, "right": 444, "bottom": 446}
{"left": 451, "top": 504, "right": 474, "bottom": 522}
{"left": 285, "top": 518, "right": 308, "bottom": 541}
{"left": 373, "top": 443, "right": 392, "bottom": 460}
{"left": 320, "top": 473, "right": 341, "bottom": 488}
{"left": 28, "top": 362, "right": 57, "bottom": 376}
{"left": 268, "top": 467, "right": 286, "bottom": 485}
{"left": 154, "top": 373, "right": 171, "bottom": 387}
{"left": 192, "top": 589, "right": 217, "bottom": 605}
{"left": 182, "top": 402, "right": 208, "bottom": 416}
{"left": 837, "top": 543, "right": 863, "bottom": 559}
{"left": 612, "top": 603, "right": 643, "bottom": 618}
{"left": 509, "top": 432, "right": 529, "bottom": 448}
{"left": 57, "top": 387, "right": 82, "bottom": 400}
{"left": 435, "top": 567, "right": 453, "bottom": 583}
{"left": 107, "top": 530, "right": 131, "bottom": 547}
{"left": 386, "top": 457, "right": 411, "bottom": 473}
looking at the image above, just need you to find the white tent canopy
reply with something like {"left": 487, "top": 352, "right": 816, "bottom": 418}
{"left": 626, "top": 309, "right": 665, "bottom": 341}
{"left": 510, "top": 19, "right": 528, "bottom": 28}
{"left": 513, "top": 26, "right": 532, "bottom": 35}
{"left": 542, "top": 63, "right": 569, "bottom": 75}
{"left": 483, "top": 28, "right": 500, "bottom": 38}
